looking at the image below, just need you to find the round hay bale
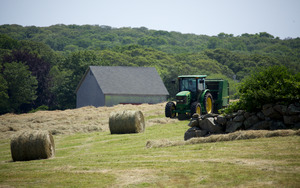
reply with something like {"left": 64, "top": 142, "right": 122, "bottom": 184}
{"left": 10, "top": 130, "right": 55, "bottom": 161}
{"left": 109, "top": 110, "right": 145, "bottom": 134}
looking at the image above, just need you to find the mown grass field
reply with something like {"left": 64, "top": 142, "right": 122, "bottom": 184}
{"left": 0, "top": 119, "right": 299, "bottom": 187}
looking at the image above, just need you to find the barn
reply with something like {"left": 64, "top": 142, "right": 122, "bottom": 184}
{"left": 76, "top": 66, "right": 169, "bottom": 108}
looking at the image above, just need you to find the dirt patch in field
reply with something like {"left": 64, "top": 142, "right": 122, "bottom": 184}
{"left": 0, "top": 103, "right": 178, "bottom": 139}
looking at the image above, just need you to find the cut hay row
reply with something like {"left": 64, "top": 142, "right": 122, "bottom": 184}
{"left": 146, "top": 129, "right": 300, "bottom": 148}
{"left": 109, "top": 110, "right": 145, "bottom": 134}
{"left": 10, "top": 130, "right": 55, "bottom": 161}
{"left": 0, "top": 103, "right": 172, "bottom": 139}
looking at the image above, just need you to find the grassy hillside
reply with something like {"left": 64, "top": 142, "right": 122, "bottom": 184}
{"left": 1, "top": 24, "right": 300, "bottom": 113}
{"left": 0, "top": 103, "right": 299, "bottom": 187}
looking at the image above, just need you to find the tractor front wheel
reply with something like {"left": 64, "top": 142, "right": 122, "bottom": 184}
{"left": 165, "top": 102, "right": 176, "bottom": 118}
{"left": 191, "top": 102, "right": 202, "bottom": 116}
{"left": 204, "top": 92, "right": 214, "bottom": 114}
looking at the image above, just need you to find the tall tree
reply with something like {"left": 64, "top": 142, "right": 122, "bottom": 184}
{"left": 3, "top": 50, "right": 53, "bottom": 108}
{"left": 2, "top": 62, "right": 37, "bottom": 113}
{"left": 54, "top": 50, "right": 99, "bottom": 109}
{"left": 0, "top": 64, "right": 9, "bottom": 114}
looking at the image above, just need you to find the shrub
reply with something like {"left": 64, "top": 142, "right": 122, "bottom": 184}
{"left": 29, "top": 105, "right": 49, "bottom": 113}
{"left": 220, "top": 101, "right": 245, "bottom": 114}
{"left": 228, "top": 66, "right": 300, "bottom": 112}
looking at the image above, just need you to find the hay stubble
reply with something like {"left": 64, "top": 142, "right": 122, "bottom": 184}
{"left": 1, "top": 103, "right": 299, "bottom": 187}
{"left": 0, "top": 103, "right": 175, "bottom": 139}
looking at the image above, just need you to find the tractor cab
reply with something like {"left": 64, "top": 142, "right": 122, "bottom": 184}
{"left": 178, "top": 75, "right": 206, "bottom": 102}
{"left": 179, "top": 75, "right": 206, "bottom": 92}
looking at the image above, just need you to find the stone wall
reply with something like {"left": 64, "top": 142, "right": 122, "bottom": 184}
{"left": 184, "top": 103, "right": 300, "bottom": 141}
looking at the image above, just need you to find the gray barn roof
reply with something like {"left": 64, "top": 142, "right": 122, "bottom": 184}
{"left": 77, "top": 66, "right": 169, "bottom": 96}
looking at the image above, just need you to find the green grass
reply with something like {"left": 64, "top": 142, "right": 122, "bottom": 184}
{"left": 0, "top": 121, "right": 299, "bottom": 187}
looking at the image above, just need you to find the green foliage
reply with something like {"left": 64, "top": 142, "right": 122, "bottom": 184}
{"left": 0, "top": 34, "right": 19, "bottom": 49}
{"left": 138, "top": 36, "right": 168, "bottom": 46}
{"left": 0, "top": 70, "right": 9, "bottom": 114}
{"left": 2, "top": 62, "right": 38, "bottom": 113}
{"left": 29, "top": 105, "right": 49, "bottom": 113}
{"left": 207, "top": 37, "right": 220, "bottom": 49}
{"left": 49, "top": 66, "right": 73, "bottom": 109}
{"left": 54, "top": 50, "right": 102, "bottom": 109}
{"left": 0, "top": 24, "right": 300, "bottom": 112}
{"left": 220, "top": 100, "right": 245, "bottom": 114}
{"left": 238, "top": 66, "right": 300, "bottom": 112}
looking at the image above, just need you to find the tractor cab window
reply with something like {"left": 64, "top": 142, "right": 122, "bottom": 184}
{"left": 180, "top": 78, "right": 196, "bottom": 92}
{"left": 198, "top": 79, "right": 205, "bottom": 91}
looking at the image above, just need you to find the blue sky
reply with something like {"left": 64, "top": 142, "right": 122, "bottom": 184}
{"left": 0, "top": 0, "right": 299, "bottom": 39}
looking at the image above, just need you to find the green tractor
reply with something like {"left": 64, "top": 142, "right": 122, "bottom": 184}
{"left": 165, "top": 75, "right": 229, "bottom": 120}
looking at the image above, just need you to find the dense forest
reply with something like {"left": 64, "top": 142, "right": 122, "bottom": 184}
{"left": 0, "top": 24, "right": 300, "bottom": 114}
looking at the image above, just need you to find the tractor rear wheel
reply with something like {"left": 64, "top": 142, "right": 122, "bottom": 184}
{"left": 204, "top": 92, "right": 214, "bottom": 114}
{"left": 165, "top": 102, "right": 176, "bottom": 118}
{"left": 191, "top": 102, "right": 202, "bottom": 116}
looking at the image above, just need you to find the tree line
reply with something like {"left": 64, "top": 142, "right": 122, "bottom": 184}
{"left": 0, "top": 24, "right": 299, "bottom": 114}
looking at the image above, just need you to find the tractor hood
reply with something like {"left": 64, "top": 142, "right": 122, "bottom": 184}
{"left": 176, "top": 91, "right": 191, "bottom": 105}
{"left": 176, "top": 91, "right": 191, "bottom": 97}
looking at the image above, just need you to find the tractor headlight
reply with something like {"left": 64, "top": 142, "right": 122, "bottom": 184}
{"left": 176, "top": 96, "right": 187, "bottom": 104}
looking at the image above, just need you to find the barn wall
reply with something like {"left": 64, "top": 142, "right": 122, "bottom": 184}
{"left": 105, "top": 94, "right": 167, "bottom": 106}
{"left": 76, "top": 70, "right": 105, "bottom": 108}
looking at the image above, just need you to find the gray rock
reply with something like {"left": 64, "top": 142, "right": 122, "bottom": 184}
{"left": 244, "top": 115, "right": 259, "bottom": 129}
{"left": 244, "top": 112, "right": 254, "bottom": 119}
{"left": 273, "top": 104, "right": 288, "bottom": 116}
{"left": 265, "top": 117, "right": 271, "bottom": 121}
{"left": 270, "top": 121, "right": 286, "bottom": 130}
{"left": 262, "top": 105, "right": 282, "bottom": 119}
{"left": 186, "top": 126, "right": 201, "bottom": 132}
{"left": 188, "top": 113, "right": 201, "bottom": 127}
{"left": 199, "top": 117, "right": 223, "bottom": 134}
{"left": 202, "top": 113, "right": 219, "bottom": 119}
{"left": 216, "top": 115, "right": 227, "bottom": 125}
{"left": 263, "top": 104, "right": 273, "bottom": 110}
{"left": 188, "top": 119, "right": 199, "bottom": 127}
{"left": 283, "top": 115, "right": 300, "bottom": 125}
{"left": 287, "top": 104, "right": 300, "bottom": 115}
{"left": 225, "top": 113, "right": 237, "bottom": 119}
{"left": 237, "top": 110, "right": 245, "bottom": 116}
{"left": 249, "top": 121, "right": 271, "bottom": 130}
{"left": 192, "top": 113, "right": 200, "bottom": 118}
{"left": 226, "top": 121, "right": 243, "bottom": 133}
{"left": 233, "top": 115, "right": 245, "bottom": 122}
{"left": 184, "top": 127, "right": 208, "bottom": 140}
{"left": 293, "top": 123, "right": 300, "bottom": 129}
{"left": 256, "top": 111, "right": 265, "bottom": 120}
{"left": 244, "top": 112, "right": 250, "bottom": 119}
